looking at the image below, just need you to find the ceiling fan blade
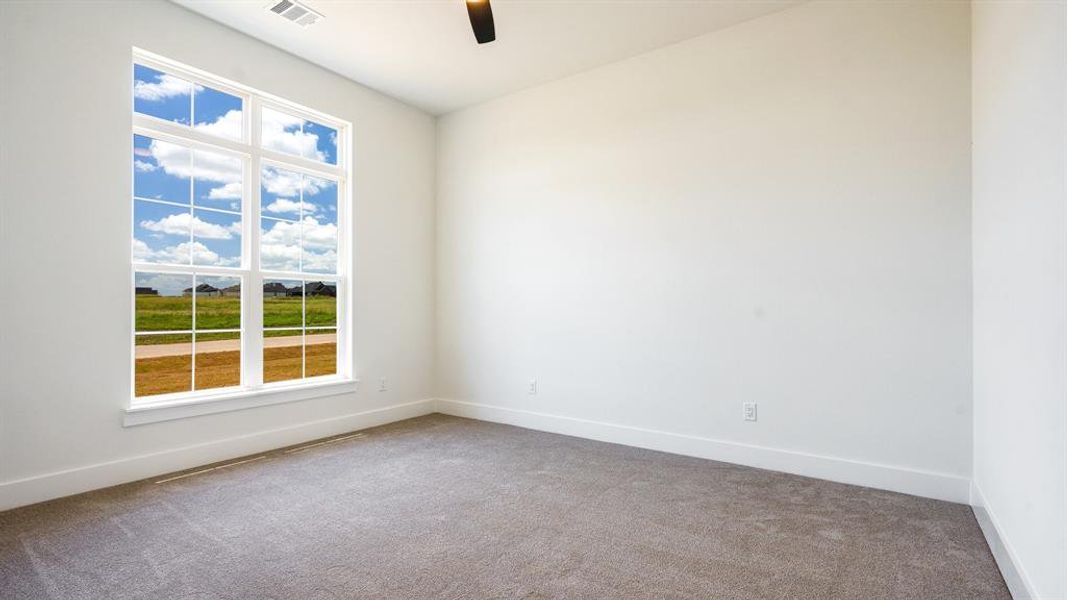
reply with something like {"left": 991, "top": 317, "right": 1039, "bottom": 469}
{"left": 465, "top": 0, "right": 496, "bottom": 44}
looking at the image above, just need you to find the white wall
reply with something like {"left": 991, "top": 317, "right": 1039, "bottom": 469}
{"left": 0, "top": 0, "right": 436, "bottom": 508}
{"left": 972, "top": 1, "right": 1067, "bottom": 598}
{"left": 436, "top": 0, "right": 973, "bottom": 499}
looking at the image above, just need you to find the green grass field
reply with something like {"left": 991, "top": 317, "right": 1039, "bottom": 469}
{"left": 134, "top": 294, "right": 339, "bottom": 396}
{"left": 135, "top": 295, "right": 336, "bottom": 344}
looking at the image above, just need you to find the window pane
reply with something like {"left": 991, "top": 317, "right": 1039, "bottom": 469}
{"left": 304, "top": 120, "right": 338, "bottom": 165}
{"left": 260, "top": 165, "right": 305, "bottom": 217}
{"left": 134, "top": 64, "right": 193, "bottom": 125}
{"left": 264, "top": 329, "right": 303, "bottom": 383}
{"left": 305, "top": 328, "right": 337, "bottom": 378}
{"left": 301, "top": 177, "right": 338, "bottom": 274}
{"left": 195, "top": 276, "right": 241, "bottom": 329}
{"left": 134, "top": 201, "right": 192, "bottom": 265}
{"left": 261, "top": 218, "right": 300, "bottom": 272}
{"left": 193, "top": 86, "right": 242, "bottom": 141}
{"left": 134, "top": 135, "right": 190, "bottom": 204}
{"left": 192, "top": 210, "right": 241, "bottom": 267}
{"left": 263, "top": 279, "right": 302, "bottom": 328}
{"left": 304, "top": 282, "right": 336, "bottom": 327}
{"left": 195, "top": 332, "right": 240, "bottom": 391}
{"left": 135, "top": 333, "right": 192, "bottom": 397}
{"left": 300, "top": 218, "right": 337, "bottom": 274}
{"left": 135, "top": 272, "right": 192, "bottom": 331}
{"left": 261, "top": 107, "right": 308, "bottom": 158}
{"left": 193, "top": 149, "right": 242, "bottom": 212}
{"left": 261, "top": 107, "right": 336, "bottom": 165}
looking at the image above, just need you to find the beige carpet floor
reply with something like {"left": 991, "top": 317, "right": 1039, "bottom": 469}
{"left": 0, "top": 414, "right": 1008, "bottom": 599}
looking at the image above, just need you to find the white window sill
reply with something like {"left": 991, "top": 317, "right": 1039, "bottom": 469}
{"left": 123, "top": 378, "right": 359, "bottom": 426}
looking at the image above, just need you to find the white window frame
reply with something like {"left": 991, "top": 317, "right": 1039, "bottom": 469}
{"left": 126, "top": 48, "right": 355, "bottom": 426}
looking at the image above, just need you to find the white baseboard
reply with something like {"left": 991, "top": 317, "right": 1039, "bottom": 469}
{"left": 970, "top": 482, "right": 1037, "bottom": 600}
{"left": 0, "top": 399, "right": 435, "bottom": 512}
{"left": 435, "top": 399, "right": 971, "bottom": 504}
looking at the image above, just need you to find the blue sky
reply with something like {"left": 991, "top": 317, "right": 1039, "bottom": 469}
{"left": 134, "top": 64, "right": 338, "bottom": 274}
{"left": 133, "top": 134, "right": 243, "bottom": 269}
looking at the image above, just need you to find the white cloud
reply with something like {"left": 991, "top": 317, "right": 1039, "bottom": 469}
{"left": 260, "top": 218, "right": 300, "bottom": 271}
{"left": 133, "top": 239, "right": 234, "bottom": 267}
{"left": 259, "top": 217, "right": 336, "bottom": 273}
{"left": 300, "top": 216, "right": 336, "bottom": 250}
{"left": 151, "top": 140, "right": 240, "bottom": 183}
{"left": 145, "top": 138, "right": 242, "bottom": 206}
{"left": 261, "top": 168, "right": 302, "bottom": 198}
{"left": 302, "top": 248, "right": 337, "bottom": 273}
{"left": 139, "top": 212, "right": 240, "bottom": 240}
{"left": 207, "top": 182, "right": 243, "bottom": 201}
{"left": 133, "top": 238, "right": 239, "bottom": 268}
{"left": 262, "top": 107, "right": 325, "bottom": 162}
{"left": 260, "top": 167, "right": 335, "bottom": 203}
{"left": 134, "top": 160, "right": 158, "bottom": 172}
{"left": 193, "top": 109, "right": 242, "bottom": 141}
{"left": 134, "top": 73, "right": 200, "bottom": 101}
{"left": 264, "top": 198, "right": 317, "bottom": 216}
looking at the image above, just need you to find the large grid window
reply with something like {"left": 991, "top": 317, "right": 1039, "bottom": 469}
{"left": 132, "top": 50, "right": 349, "bottom": 403}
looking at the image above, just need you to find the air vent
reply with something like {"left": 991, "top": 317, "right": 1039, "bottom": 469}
{"left": 266, "top": 0, "right": 323, "bottom": 27}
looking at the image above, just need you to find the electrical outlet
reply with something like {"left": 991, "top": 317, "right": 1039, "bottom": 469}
{"left": 528, "top": 379, "right": 537, "bottom": 395}
{"left": 378, "top": 377, "right": 387, "bottom": 392}
{"left": 743, "top": 402, "right": 757, "bottom": 422}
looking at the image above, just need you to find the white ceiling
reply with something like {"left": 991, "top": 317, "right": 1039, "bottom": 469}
{"left": 172, "top": 0, "right": 800, "bottom": 115}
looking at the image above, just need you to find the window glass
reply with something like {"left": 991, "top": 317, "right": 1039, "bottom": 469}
{"left": 259, "top": 167, "right": 338, "bottom": 274}
{"left": 261, "top": 106, "right": 338, "bottom": 165}
{"left": 133, "top": 200, "right": 192, "bottom": 266}
{"left": 305, "top": 328, "right": 337, "bottom": 378}
{"left": 132, "top": 57, "right": 345, "bottom": 400}
{"left": 134, "top": 64, "right": 193, "bottom": 125}
{"left": 134, "top": 271, "right": 195, "bottom": 397}
{"left": 262, "top": 279, "right": 337, "bottom": 383}
{"left": 134, "top": 135, "right": 190, "bottom": 204}
{"left": 193, "top": 86, "right": 243, "bottom": 141}
{"left": 135, "top": 272, "right": 193, "bottom": 331}
{"left": 263, "top": 279, "right": 303, "bottom": 328}
{"left": 135, "top": 333, "right": 193, "bottom": 397}
{"left": 192, "top": 209, "right": 241, "bottom": 268}
{"left": 304, "top": 120, "right": 338, "bottom": 165}
{"left": 135, "top": 63, "right": 244, "bottom": 141}
{"left": 264, "top": 330, "right": 303, "bottom": 383}
{"left": 192, "top": 148, "right": 243, "bottom": 211}
{"left": 301, "top": 177, "right": 338, "bottom": 274}
{"left": 195, "top": 276, "right": 241, "bottom": 329}
{"left": 196, "top": 332, "right": 241, "bottom": 390}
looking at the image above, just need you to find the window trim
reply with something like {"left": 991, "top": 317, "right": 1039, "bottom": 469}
{"left": 129, "top": 48, "right": 354, "bottom": 417}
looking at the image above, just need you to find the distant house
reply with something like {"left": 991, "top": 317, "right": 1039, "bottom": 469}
{"left": 263, "top": 282, "right": 288, "bottom": 298}
{"left": 182, "top": 283, "right": 221, "bottom": 297}
{"left": 305, "top": 281, "right": 337, "bottom": 297}
{"left": 221, "top": 284, "right": 241, "bottom": 297}
{"left": 135, "top": 287, "right": 159, "bottom": 296}
{"left": 280, "top": 282, "right": 336, "bottom": 297}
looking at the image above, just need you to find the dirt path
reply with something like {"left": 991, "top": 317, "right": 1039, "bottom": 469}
{"left": 136, "top": 333, "right": 336, "bottom": 358}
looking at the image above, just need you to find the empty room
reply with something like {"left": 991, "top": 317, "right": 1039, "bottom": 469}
{"left": 1, "top": 0, "right": 1064, "bottom": 598}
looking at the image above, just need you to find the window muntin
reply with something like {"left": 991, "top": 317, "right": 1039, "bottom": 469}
{"left": 131, "top": 52, "right": 348, "bottom": 403}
